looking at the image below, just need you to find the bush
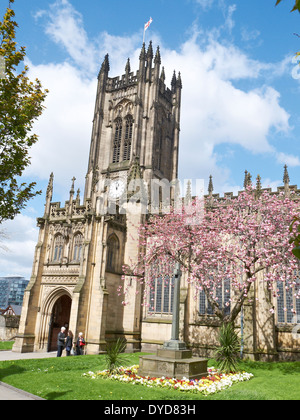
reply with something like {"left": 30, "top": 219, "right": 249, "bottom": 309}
{"left": 214, "top": 323, "right": 240, "bottom": 373}
{"left": 105, "top": 338, "right": 128, "bottom": 373}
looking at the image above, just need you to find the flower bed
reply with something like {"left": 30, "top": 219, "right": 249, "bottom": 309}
{"left": 83, "top": 365, "right": 253, "bottom": 396}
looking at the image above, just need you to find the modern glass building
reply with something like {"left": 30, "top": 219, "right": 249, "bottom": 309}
{"left": 0, "top": 277, "right": 29, "bottom": 308}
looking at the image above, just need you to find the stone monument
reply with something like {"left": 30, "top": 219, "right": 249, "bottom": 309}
{"left": 138, "top": 263, "right": 208, "bottom": 380}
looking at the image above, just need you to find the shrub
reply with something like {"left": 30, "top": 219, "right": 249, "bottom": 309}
{"left": 105, "top": 338, "right": 128, "bottom": 373}
{"left": 214, "top": 322, "right": 240, "bottom": 373}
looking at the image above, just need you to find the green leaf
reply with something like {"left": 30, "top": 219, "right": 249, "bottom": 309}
{"left": 292, "top": 246, "right": 300, "bottom": 259}
{"left": 275, "top": 0, "right": 300, "bottom": 12}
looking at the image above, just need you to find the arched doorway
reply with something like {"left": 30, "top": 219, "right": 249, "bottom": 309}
{"left": 48, "top": 294, "right": 72, "bottom": 352}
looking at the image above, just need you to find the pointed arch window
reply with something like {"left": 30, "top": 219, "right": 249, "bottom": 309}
{"left": 106, "top": 234, "right": 120, "bottom": 273}
{"left": 53, "top": 234, "right": 64, "bottom": 262}
{"left": 199, "top": 279, "right": 231, "bottom": 316}
{"left": 113, "top": 118, "right": 122, "bottom": 163}
{"left": 149, "top": 275, "right": 174, "bottom": 314}
{"left": 148, "top": 262, "right": 175, "bottom": 315}
{"left": 123, "top": 115, "right": 133, "bottom": 161}
{"left": 277, "top": 277, "right": 300, "bottom": 324}
{"left": 157, "top": 128, "right": 163, "bottom": 170}
{"left": 73, "top": 233, "right": 83, "bottom": 262}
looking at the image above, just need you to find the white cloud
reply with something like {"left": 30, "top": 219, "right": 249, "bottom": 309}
{"left": 0, "top": 215, "right": 38, "bottom": 278}
{"left": 24, "top": 60, "right": 95, "bottom": 195}
{"left": 198, "top": 40, "right": 266, "bottom": 80}
{"left": 195, "top": 0, "right": 215, "bottom": 10}
{"left": 261, "top": 177, "right": 283, "bottom": 192}
{"left": 34, "top": 0, "right": 98, "bottom": 74}
{"left": 241, "top": 27, "right": 261, "bottom": 42}
{"left": 159, "top": 36, "right": 291, "bottom": 186}
{"left": 224, "top": 4, "right": 237, "bottom": 33}
{"left": 34, "top": 0, "right": 142, "bottom": 76}
{"left": 276, "top": 152, "right": 300, "bottom": 167}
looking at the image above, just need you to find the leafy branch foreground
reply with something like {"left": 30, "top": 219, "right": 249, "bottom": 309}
{"left": 0, "top": 0, "right": 48, "bottom": 223}
{"left": 276, "top": 0, "right": 300, "bottom": 12}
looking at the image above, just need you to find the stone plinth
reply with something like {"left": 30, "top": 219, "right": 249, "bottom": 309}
{"left": 138, "top": 264, "right": 208, "bottom": 379}
{"left": 138, "top": 349, "right": 208, "bottom": 380}
{"left": 157, "top": 348, "right": 192, "bottom": 359}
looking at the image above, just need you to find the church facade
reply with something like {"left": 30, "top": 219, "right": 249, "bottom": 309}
{"left": 13, "top": 43, "right": 300, "bottom": 361}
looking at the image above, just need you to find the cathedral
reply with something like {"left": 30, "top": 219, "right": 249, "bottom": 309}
{"left": 13, "top": 43, "right": 300, "bottom": 361}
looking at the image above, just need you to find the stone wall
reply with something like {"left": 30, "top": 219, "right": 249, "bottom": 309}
{"left": 0, "top": 315, "right": 20, "bottom": 341}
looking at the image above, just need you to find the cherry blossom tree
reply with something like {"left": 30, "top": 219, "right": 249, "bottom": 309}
{"left": 124, "top": 188, "right": 300, "bottom": 325}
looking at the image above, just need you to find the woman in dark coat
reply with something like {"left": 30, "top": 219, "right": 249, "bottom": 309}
{"left": 57, "top": 327, "right": 66, "bottom": 357}
{"left": 65, "top": 330, "right": 73, "bottom": 356}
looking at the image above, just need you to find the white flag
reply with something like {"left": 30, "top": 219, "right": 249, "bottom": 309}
{"left": 144, "top": 17, "right": 153, "bottom": 31}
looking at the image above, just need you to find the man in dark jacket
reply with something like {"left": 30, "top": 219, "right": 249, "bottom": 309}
{"left": 57, "top": 327, "right": 66, "bottom": 357}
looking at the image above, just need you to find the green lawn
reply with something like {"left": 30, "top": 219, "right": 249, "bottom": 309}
{"left": 0, "top": 353, "right": 299, "bottom": 400}
{"left": 0, "top": 341, "right": 14, "bottom": 350}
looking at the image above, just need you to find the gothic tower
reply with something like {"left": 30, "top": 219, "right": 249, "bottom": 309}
{"left": 13, "top": 43, "right": 182, "bottom": 354}
{"left": 85, "top": 42, "right": 181, "bottom": 201}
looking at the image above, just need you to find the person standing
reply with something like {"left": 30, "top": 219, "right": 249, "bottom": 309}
{"left": 57, "top": 327, "right": 66, "bottom": 357}
{"left": 65, "top": 330, "right": 73, "bottom": 356}
{"left": 76, "top": 332, "right": 86, "bottom": 355}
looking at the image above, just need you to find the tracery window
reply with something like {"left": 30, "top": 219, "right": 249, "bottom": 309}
{"left": 73, "top": 233, "right": 83, "bottom": 262}
{"left": 277, "top": 279, "right": 300, "bottom": 324}
{"left": 52, "top": 234, "right": 64, "bottom": 262}
{"left": 123, "top": 115, "right": 133, "bottom": 161}
{"left": 149, "top": 275, "right": 174, "bottom": 314}
{"left": 198, "top": 279, "right": 231, "bottom": 316}
{"left": 106, "top": 234, "right": 120, "bottom": 273}
{"left": 147, "top": 263, "right": 175, "bottom": 315}
{"left": 113, "top": 118, "right": 122, "bottom": 163}
{"left": 112, "top": 115, "right": 134, "bottom": 163}
{"left": 155, "top": 128, "right": 163, "bottom": 170}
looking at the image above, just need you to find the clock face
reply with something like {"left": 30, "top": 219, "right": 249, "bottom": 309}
{"left": 108, "top": 179, "right": 126, "bottom": 199}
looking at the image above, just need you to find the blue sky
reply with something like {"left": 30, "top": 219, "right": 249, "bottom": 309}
{"left": 1, "top": 0, "right": 300, "bottom": 277}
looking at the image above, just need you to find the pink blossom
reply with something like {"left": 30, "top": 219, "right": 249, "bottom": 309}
{"left": 125, "top": 188, "right": 299, "bottom": 324}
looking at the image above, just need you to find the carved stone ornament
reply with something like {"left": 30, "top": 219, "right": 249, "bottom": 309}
{"left": 113, "top": 99, "right": 134, "bottom": 119}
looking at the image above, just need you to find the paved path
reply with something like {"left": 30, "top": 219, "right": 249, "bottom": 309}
{"left": 0, "top": 350, "right": 57, "bottom": 361}
{"left": 0, "top": 382, "right": 45, "bottom": 400}
{"left": 0, "top": 351, "right": 57, "bottom": 400}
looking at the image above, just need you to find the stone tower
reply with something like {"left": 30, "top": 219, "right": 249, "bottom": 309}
{"left": 13, "top": 42, "right": 182, "bottom": 354}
